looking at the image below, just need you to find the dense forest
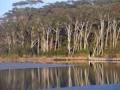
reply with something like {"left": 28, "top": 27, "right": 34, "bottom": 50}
{"left": 0, "top": 0, "right": 120, "bottom": 57}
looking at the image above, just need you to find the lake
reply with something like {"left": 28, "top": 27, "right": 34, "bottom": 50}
{"left": 0, "top": 63, "right": 120, "bottom": 90}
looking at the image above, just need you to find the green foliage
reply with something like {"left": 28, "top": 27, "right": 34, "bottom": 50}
{"left": 73, "top": 49, "right": 89, "bottom": 56}
{"left": 41, "top": 48, "right": 68, "bottom": 57}
{"left": 104, "top": 41, "right": 120, "bottom": 57}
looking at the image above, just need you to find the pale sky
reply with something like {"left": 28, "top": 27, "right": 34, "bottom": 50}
{"left": 0, "top": 0, "right": 67, "bottom": 17}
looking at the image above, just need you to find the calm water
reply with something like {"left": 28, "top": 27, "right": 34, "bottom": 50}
{"left": 0, "top": 63, "right": 120, "bottom": 90}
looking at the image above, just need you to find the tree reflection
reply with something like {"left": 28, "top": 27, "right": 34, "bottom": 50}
{"left": 0, "top": 64, "right": 119, "bottom": 90}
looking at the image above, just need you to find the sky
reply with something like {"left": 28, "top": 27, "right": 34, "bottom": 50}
{"left": 0, "top": 0, "right": 67, "bottom": 17}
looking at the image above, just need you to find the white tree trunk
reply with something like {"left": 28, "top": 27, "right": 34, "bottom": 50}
{"left": 66, "top": 24, "right": 71, "bottom": 55}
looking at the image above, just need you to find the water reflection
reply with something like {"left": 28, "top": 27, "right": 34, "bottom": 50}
{"left": 0, "top": 63, "right": 120, "bottom": 90}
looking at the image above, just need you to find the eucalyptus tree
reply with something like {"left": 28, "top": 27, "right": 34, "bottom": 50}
{"left": 12, "top": 0, "right": 44, "bottom": 55}
{"left": 0, "top": 22, "right": 8, "bottom": 54}
{"left": 1, "top": 11, "right": 20, "bottom": 54}
{"left": 0, "top": 0, "right": 120, "bottom": 57}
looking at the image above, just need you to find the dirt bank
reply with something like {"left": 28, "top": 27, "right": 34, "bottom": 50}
{"left": 0, "top": 56, "right": 88, "bottom": 64}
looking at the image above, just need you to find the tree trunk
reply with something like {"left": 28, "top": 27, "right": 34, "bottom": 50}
{"left": 37, "top": 34, "right": 40, "bottom": 55}
{"left": 55, "top": 28, "right": 60, "bottom": 51}
{"left": 66, "top": 24, "right": 71, "bottom": 55}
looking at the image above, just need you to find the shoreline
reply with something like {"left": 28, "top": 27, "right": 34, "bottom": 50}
{"left": 0, "top": 56, "right": 120, "bottom": 64}
{"left": 0, "top": 56, "right": 89, "bottom": 64}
